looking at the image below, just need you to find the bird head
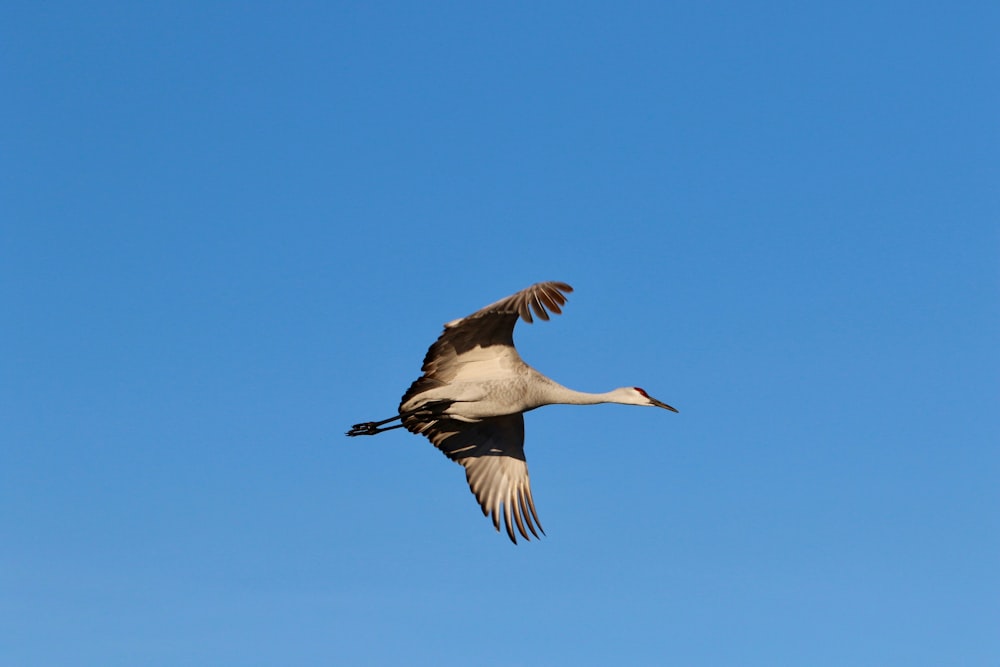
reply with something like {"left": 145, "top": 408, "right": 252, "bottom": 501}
{"left": 620, "top": 386, "right": 679, "bottom": 412}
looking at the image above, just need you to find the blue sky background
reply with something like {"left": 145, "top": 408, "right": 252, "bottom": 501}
{"left": 3, "top": 2, "right": 998, "bottom": 665}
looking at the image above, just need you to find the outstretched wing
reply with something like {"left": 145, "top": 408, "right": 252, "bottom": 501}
{"left": 407, "top": 412, "right": 543, "bottom": 544}
{"left": 400, "top": 281, "right": 573, "bottom": 406}
{"left": 398, "top": 282, "right": 571, "bottom": 542}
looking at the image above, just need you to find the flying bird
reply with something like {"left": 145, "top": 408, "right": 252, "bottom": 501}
{"left": 346, "top": 281, "right": 677, "bottom": 543}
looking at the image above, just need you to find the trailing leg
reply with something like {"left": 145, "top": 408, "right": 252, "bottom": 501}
{"left": 345, "top": 405, "right": 431, "bottom": 437}
{"left": 346, "top": 414, "right": 404, "bottom": 436}
{"left": 345, "top": 400, "right": 452, "bottom": 437}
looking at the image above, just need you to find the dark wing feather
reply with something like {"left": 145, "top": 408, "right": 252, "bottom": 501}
{"left": 403, "top": 413, "right": 542, "bottom": 544}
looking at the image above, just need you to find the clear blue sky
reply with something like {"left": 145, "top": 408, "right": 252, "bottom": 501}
{"left": 3, "top": 2, "right": 998, "bottom": 665}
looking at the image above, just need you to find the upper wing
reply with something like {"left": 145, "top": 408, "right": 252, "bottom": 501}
{"left": 445, "top": 280, "right": 574, "bottom": 329}
{"left": 412, "top": 412, "right": 543, "bottom": 544}
{"left": 400, "top": 282, "right": 573, "bottom": 404}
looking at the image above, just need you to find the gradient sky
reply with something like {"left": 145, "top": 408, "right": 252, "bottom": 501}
{"left": 3, "top": 2, "right": 998, "bottom": 665}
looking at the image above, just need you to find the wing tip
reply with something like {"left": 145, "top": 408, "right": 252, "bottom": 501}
{"left": 517, "top": 281, "right": 573, "bottom": 325}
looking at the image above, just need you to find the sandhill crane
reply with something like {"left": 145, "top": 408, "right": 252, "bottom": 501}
{"left": 346, "top": 281, "right": 677, "bottom": 543}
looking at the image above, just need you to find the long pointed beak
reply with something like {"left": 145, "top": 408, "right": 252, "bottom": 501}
{"left": 650, "top": 397, "right": 679, "bottom": 413}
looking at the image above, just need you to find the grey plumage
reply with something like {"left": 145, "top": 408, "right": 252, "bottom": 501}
{"left": 347, "top": 282, "right": 677, "bottom": 544}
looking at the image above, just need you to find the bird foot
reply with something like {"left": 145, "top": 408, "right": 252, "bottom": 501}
{"left": 346, "top": 422, "right": 380, "bottom": 436}
{"left": 345, "top": 421, "right": 409, "bottom": 437}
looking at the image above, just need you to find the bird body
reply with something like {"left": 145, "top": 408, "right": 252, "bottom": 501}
{"left": 402, "top": 367, "right": 570, "bottom": 420}
{"left": 347, "top": 281, "right": 677, "bottom": 543}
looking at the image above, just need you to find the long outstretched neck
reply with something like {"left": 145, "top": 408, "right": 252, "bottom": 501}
{"left": 534, "top": 379, "right": 626, "bottom": 407}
